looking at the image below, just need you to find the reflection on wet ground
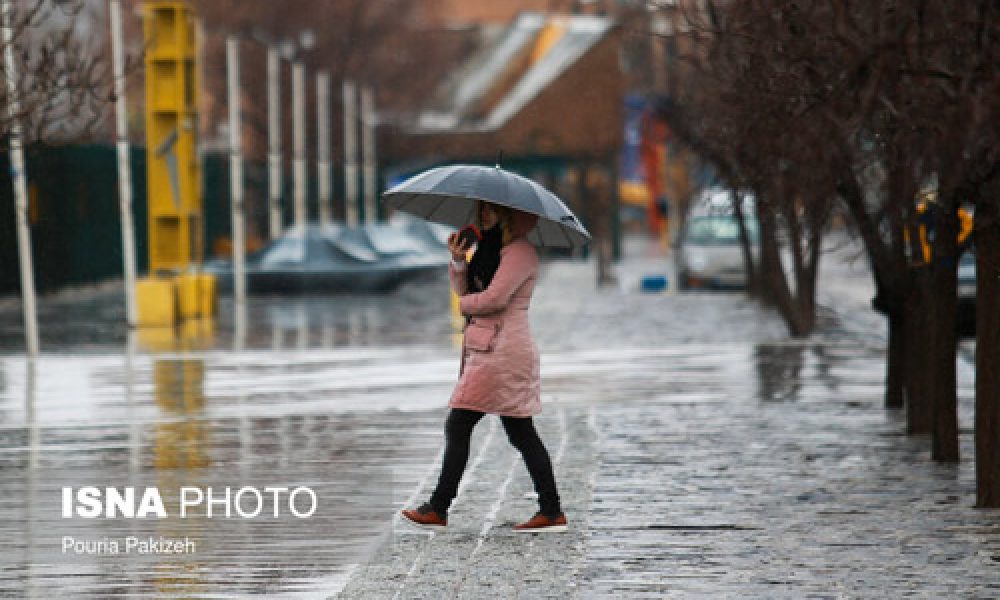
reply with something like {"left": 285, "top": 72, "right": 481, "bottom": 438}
{"left": 754, "top": 343, "right": 844, "bottom": 403}
{"left": 0, "top": 352, "right": 444, "bottom": 598}
{"left": 0, "top": 236, "right": 992, "bottom": 597}
{"left": 1, "top": 330, "right": 985, "bottom": 597}
{"left": 0, "top": 268, "right": 474, "bottom": 597}
{"left": 0, "top": 272, "right": 458, "bottom": 354}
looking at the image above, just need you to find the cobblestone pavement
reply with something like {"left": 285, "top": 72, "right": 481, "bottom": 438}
{"left": 0, "top": 234, "right": 996, "bottom": 598}
{"left": 340, "top": 345, "right": 994, "bottom": 599}
{"left": 338, "top": 236, "right": 998, "bottom": 599}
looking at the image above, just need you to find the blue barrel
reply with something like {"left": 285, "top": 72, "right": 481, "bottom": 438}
{"left": 640, "top": 275, "right": 668, "bottom": 293}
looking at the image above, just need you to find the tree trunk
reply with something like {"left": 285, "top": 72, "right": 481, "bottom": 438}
{"left": 796, "top": 214, "right": 823, "bottom": 333}
{"left": 871, "top": 262, "right": 911, "bottom": 412}
{"left": 757, "top": 199, "right": 812, "bottom": 336}
{"left": 928, "top": 198, "right": 960, "bottom": 462}
{"left": 976, "top": 199, "right": 1000, "bottom": 506}
{"left": 732, "top": 189, "right": 758, "bottom": 295}
{"left": 884, "top": 307, "right": 906, "bottom": 410}
{"left": 594, "top": 163, "right": 616, "bottom": 287}
{"left": 837, "top": 166, "right": 910, "bottom": 408}
{"left": 757, "top": 200, "right": 782, "bottom": 308}
{"left": 578, "top": 159, "right": 615, "bottom": 288}
{"left": 904, "top": 267, "right": 932, "bottom": 433}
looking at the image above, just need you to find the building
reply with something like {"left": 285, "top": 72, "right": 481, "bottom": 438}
{"left": 381, "top": 12, "right": 624, "bottom": 259}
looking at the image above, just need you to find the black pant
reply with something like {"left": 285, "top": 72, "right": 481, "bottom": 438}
{"left": 429, "top": 408, "right": 562, "bottom": 518}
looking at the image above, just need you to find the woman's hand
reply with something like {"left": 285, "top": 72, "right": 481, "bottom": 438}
{"left": 448, "top": 232, "right": 471, "bottom": 262}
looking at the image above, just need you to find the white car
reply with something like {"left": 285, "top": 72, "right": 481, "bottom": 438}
{"left": 675, "top": 189, "right": 758, "bottom": 290}
{"left": 957, "top": 246, "right": 975, "bottom": 337}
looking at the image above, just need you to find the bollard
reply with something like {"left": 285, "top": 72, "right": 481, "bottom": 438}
{"left": 198, "top": 273, "right": 217, "bottom": 318}
{"left": 176, "top": 271, "right": 217, "bottom": 319}
{"left": 176, "top": 272, "right": 201, "bottom": 320}
{"left": 136, "top": 277, "right": 177, "bottom": 327}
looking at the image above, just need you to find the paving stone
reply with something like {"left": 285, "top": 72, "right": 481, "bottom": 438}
{"left": 0, "top": 234, "right": 994, "bottom": 598}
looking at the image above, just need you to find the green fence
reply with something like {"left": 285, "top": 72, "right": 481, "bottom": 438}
{"left": 0, "top": 144, "right": 276, "bottom": 295}
{"left": 0, "top": 145, "right": 145, "bottom": 294}
{"left": 0, "top": 144, "right": 617, "bottom": 296}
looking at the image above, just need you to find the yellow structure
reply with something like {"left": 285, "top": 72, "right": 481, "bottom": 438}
{"left": 144, "top": 1, "right": 201, "bottom": 272}
{"left": 153, "top": 357, "right": 209, "bottom": 469}
{"left": 175, "top": 272, "right": 216, "bottom": 319}
{"left": 136, "top": 277, "right": 176, "bottom": 327}
{"left": 138, "top": 1, "right": 215, "bottom": 327}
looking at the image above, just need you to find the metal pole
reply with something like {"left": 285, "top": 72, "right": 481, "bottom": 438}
{"left": 109, "top": 0, "right": 138, "bottom": 328}
{"left": 3, "top": 0, "right": 38, "bottom": 355}
{"left": 342, "top": 80, "right": 358, "bottom": 227}
{"left": 226, "top": 36, "right": 246, "bottom": 313}
{"left": 316, "top": 71, "right": 332, "bottom": 226}
{"left": 267, "top": 47, "right": 282, "bottom": 239}
{"left": 361, "top": 85, "right": 377, "bottom": 223}
{"left": 195, "top": 18, "right": 207, "bottom": 262}
{"left": 292, "top": 62, "right": 307, "bottom": 230}
{"left": 125, "top": 330, "right": 139, "bottom": 472}
{"left": 650, "top": 13, "right": 668, "bottom": 94}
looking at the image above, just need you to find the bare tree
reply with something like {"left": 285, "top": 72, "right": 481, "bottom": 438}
{"left": 659, "top": 0, "right": 1000, "bottom": 501}
{"left": 193, "top": 0, "right": 431, "bottom": 162}
{"left": 658, "top": 1, "right": 836, "bottom": 336}
{"left": 1, "top": 1, "right": 112, "bottom": 144}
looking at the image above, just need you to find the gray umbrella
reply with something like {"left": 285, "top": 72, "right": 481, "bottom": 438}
{"left": 382, "top": 164, "right": 591, "bottom": 249}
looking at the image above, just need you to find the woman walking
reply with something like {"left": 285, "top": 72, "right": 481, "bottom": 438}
{"left": 401, "top": 200, "right": 567, "bottom": 532}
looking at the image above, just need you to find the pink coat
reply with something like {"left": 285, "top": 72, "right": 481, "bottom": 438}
{"left": 448, "top": 211, "right": 542, "bottom": 417}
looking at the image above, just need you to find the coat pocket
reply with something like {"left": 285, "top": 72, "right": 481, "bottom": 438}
{"left": 464, "top": 320, "right": 500, "bottom": 352}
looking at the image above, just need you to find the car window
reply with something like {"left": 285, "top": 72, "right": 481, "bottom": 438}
{"left": 685, "top": 216, "right": 758, "bottom": 244}
{"left": 960, "top": 245, "right": 975, "bottom": 265}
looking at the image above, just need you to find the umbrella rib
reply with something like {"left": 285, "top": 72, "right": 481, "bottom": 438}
{"left": 561, "top": 221, "right": 573, "bottom": 249}
{"left": 428, "top": 194, "right": 449, "bottom": 223}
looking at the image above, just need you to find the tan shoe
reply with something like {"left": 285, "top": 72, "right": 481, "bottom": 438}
{"left": 401, "top": 503, "right": 447, "bottom": 528}
{"left": 513, "top": 512, "right": 567, "bottom": 533}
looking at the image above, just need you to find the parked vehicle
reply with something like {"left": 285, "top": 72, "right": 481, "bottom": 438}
{"left": 205, "top": 215, "right": 451, "bottom": 294}
{"left": 675, "top": 188, "right": 759, "bottom": 290}
{"left": 957, "top": 245, "right": 976, "bottom": 337}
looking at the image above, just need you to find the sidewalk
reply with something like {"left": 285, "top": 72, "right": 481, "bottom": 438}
{"left": 0, "top": 234, "right": 994, "bottom": 598}
{"left": 337, "top": 234, "right": 997, "bottom": 599}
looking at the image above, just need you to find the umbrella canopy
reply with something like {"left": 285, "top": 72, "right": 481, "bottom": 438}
{"left": 383, "top": 164, "right": 591, "bottom": 249}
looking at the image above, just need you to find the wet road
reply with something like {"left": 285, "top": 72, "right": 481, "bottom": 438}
{"left": 0, "top": 234, "right": 995, "bottom": 598}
